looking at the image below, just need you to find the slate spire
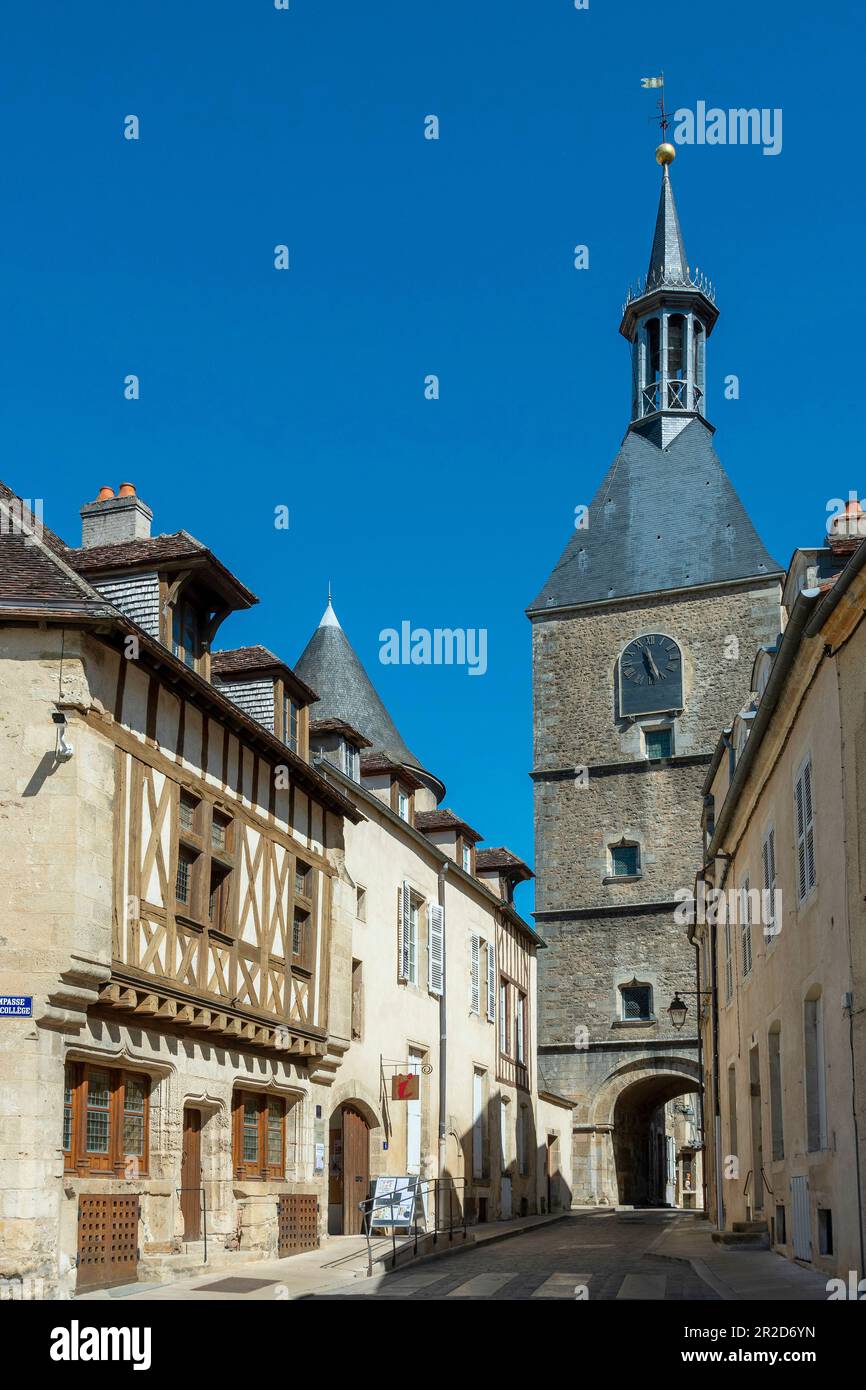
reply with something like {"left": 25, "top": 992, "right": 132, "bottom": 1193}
{"left": 646, "top": 164, "right": 689, "bottom": 288}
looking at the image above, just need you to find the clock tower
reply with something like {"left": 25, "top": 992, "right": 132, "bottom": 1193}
{"left": 528, "top": 146, "right": 783, "bottom": 1205}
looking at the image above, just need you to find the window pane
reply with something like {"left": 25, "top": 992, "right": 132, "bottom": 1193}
{"left": 621, "top": 986, "right": 651, "bottom": 1020}
{"left": 293, "top": 909, "right": 308, "bottom": 957}
{"left": 86, "top": 1069, "right": 112, "bottom": 1153}
{"left": 179, "top": 792, "right": 198, "bottom": 832}
{"left": 63, "top": 1072, "right": 73, "bottom": 1151}
{"left": 176, "top": 848, "right": 196, "bottom": 904}
{"left": 124, "top": 1075, "right": 146, "bottom": 1112}
{"left": 267, "top": 1100, "right": 284, "bottom": 1168}
{"left": 212, "top": 813, "right": 229, "bottom": 850}
{"left": 124, "top": 1115, "right": 145, "bottom": 1157}
{"left": 645, "top": 729, "right": 672, "bottom": 760}
{"left": 242, "top": 1096, "right": 259, "bottom": 1163}
{"left": 611, "top": 845, "right": 639, "bottom": 876}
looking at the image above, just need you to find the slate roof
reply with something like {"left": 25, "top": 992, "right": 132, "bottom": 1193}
{"left": 296, "top": 601, "right": 444, "bottom": 797}
{"left": 647, "top": 164, "right": 689, "bottom": 287}
{"left": 528, "top": 419, "right": 783, "bottom": 613}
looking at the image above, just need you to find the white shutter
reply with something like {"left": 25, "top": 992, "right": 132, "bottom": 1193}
{"left": 398, "top": 880, "right": 411, "bottom": 981}
{"left": 763, "top": 826, "right": 777, "bottom": 935}
{"left": 740, "top": 880, "right": 752, "bottom": 976}
{"left": 486, "top": 939, "right": 496, "bottom": 1021}
{"left": 428, "top": 903, "right": 444, "bottom": 995}
{"left": 469, "top": 934, "right": 480, "bottom": 1014}
{"left": 516, "top": 994, "right": 525, "bottom": 1063}
{"left": 795, "top": 760, "right": 816, "bottom": 900}
{"left": 803, "top": 761, "right": 816, "bottom": 892}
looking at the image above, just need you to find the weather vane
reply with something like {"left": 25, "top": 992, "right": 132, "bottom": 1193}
{"left": 641, "top": 71, "right": 675, "bottom": 166}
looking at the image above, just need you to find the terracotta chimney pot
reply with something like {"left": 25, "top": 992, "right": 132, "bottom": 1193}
{"left": 96, "top": 486, "right": 115, "bottom": 502}
{"left": 117, "top": 482, "right": 136, "bottom": 498}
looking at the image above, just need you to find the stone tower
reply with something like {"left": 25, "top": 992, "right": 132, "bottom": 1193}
{"left": 528, "top": 149, "right": 783, "bottom": 1205}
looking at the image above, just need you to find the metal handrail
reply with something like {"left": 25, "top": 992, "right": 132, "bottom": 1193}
{"left": 358, "top": 1176, "right": 468, "bottom": 1277}
{"left": 760, "top": 1167, "right": 774, "bottom": 1197}
{"left": 175, "top": 1186, "right": 208, "bottom": 1263}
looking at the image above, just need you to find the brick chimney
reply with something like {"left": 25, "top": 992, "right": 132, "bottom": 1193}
{"left": 80, "top": 483, "right": 153, "bottom": 548}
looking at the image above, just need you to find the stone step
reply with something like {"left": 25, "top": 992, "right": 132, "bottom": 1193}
{"left": 732, "top": 1221, "right": 770, "bottom": 1234}
{"left": 712, "top": 1230, "right": 771, "bottom": 1250}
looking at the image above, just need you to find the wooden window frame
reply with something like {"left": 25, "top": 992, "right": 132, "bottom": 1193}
{"left": 175, "top": 789, "right": 236, "bottom": 935}
{"left": 63, "top": 1062, "right": 151, "bottom": 1177}
{"left": 515, "top": 989, "right": 527, "bottom": 1064}
{"left": 171, "top": 596, "right": 202, "bottom": 672}
{"left": 232, "top": 1090, "right": 286, "bottom": 1180}
{"left": 291, "top": 856, "right": 314, "bottom": 971}
{"left": 499, "top": 977, "right": 511, "bottom": 1056}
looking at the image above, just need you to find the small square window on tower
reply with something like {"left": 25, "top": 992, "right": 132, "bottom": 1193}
{"left": 620, "top": 982, "right": 652, "bottom": 1021}
{"left": 644, "top": 726, "right": 673, "bottom": 760}
{"left": 609, "top": 840, "right": 640, "bottom": 877}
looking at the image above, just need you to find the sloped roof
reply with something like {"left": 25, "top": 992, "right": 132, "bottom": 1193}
{"left": 212, "top": 646, "right": 319, "bottom": 704}
{"left": 476, "top": 847, "right": 534, "bottom": 882}
{"left": 415, "top": 808, "right": 482, "bottom": 843}
{"left": 67, "top": 532, "right": 258, "bottom": 608}
{"left": 0, "top": 489, "right": 113, "bottom": 612}
{"left": 528, "top": 419, "right": 783, "bottom": 613}
{"left": 296, "top": 601, "right": 444, "bottom": 797}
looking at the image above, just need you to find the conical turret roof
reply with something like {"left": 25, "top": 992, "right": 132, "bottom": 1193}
{"left": 296, "top": 601, "right": 444, "bottom": 798}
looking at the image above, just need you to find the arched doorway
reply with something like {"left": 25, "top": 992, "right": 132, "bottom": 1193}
{"left": 328, "top": 1103, "right": 371, "bottom": 1235}
{"left": 586, "top": 1057, "right": 701, "bottom": 1206}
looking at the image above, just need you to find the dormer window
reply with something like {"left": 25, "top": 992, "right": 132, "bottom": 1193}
{"left": 284, "top": 695, "right": 299, "bottom": 753}
{"left": 397, "top": 788, "right": 410, "bottom": 823}
{"left": 342, "top": 740, "right": 360, "bottom": 783}
{"left": 172, "top": 599, "right": 200, "bottom": 670}
{"left": 462, "top": 844, "right": 472, "bottom": 873}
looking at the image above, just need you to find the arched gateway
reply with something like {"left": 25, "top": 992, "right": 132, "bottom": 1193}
{"left": 585, "top": 1056, "right": 701, "bottom": 1206}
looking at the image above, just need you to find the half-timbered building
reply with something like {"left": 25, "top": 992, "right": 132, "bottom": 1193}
{"left": 0, "top": 482, "right": 362, "bottom": 1295}
{"left": 0, "top": 481, "right": 572, "bottom": 1297}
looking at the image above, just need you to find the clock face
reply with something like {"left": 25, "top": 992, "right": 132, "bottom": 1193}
{"left": 620, "top": 634, "right": 680, "bottom": 686}
{"left": 618, "top": 634, "right": 683, "bottom": 716}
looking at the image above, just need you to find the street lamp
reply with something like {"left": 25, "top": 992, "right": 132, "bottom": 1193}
{"left": 667, "top": 993, "right": 689, "bottom": 1030}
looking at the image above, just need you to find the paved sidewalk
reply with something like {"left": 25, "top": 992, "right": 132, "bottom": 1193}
{"left": 650, "top": 1215, "right": 831, "bottom": 1301}
{"left": 76, "top": 1210, "right": 569, "bottom": 1301}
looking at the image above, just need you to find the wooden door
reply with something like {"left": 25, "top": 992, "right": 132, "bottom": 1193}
{"left": 278, "top": 1193, "right": 319, "bottom": 1256}
{"left": 341, "top": 1105, "right": 370, "bottom": 1236}
{"left": 181, "top": 1107, "right": 202, "bottom": 1240}
{"left": 77, "top": 1194, "right": 139, "bottom": 1292}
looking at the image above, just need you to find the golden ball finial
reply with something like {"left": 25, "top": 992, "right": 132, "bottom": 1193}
{"left": 656, "top": 142, "right": 676, "bottom": 166}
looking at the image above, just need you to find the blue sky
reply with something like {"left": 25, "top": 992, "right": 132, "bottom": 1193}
{"left": 3, "top": 1, "right": 864, "bottom": 914}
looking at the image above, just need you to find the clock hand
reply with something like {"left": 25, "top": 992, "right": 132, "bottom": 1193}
{"left": 643, "top": 649, "right": 662, "bottom": 682}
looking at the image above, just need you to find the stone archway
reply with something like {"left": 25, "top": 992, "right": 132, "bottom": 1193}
{"left": 581, "top": 1056, "right": 701, "bottom": 1206}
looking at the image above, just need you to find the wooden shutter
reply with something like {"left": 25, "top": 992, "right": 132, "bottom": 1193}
{"left": 398, "top": 881, "right": 411, "bottom": 981}
{"left": 803, "top": 761, "right": 816, "bottom": 892}
{"left": 428, "top": 904, "right": 444, "bottom": 995}
{"left": 469, "top": 934, "right": 480, "bottom": 1013}
{"left": 486, "top": 939, "right": 496, "bottom": 1020}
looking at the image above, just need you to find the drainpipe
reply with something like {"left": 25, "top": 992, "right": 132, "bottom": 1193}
{"left": 438, "top": 862, "right": 449, "bottom": 1187}
{"left": 694, "top": 935, "right": 708, "bottom": 1215}
{"left": 711, "top": 854, "right": 732, "bottom": 1231}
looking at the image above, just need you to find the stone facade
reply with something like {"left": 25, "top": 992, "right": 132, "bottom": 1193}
{"left": 532, "top": 579, "right": 781, "bottom": 1204}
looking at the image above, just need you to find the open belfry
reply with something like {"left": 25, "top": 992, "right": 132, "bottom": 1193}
{"left": 528, "top": 144, "right": 783, "bottom": 1205}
